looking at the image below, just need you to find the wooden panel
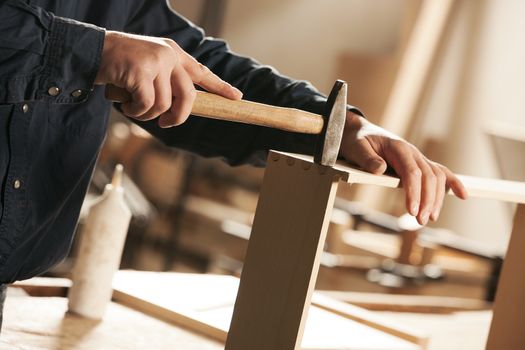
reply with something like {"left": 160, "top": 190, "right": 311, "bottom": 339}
{"left": 486, "top": 204, "right": 525, "bottom": 349}
{"left": 225, "top": 152, "right": 347, "bottom": 350}
{"left": 280, "top": 152, "right": 525, "bottom": 204}
{"left": 112, "top": 271, "right": 422, "bottom": 350}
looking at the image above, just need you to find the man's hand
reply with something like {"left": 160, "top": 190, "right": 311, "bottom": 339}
{"left": 340, "top": 112, "right": 468, "bottom": 225}
{"left": 95, "top": 31, "right": 242, "bottom": 128}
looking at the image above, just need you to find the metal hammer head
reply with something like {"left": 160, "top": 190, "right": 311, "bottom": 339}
{"left": 314, "top": 80, "right": 348, "bottom": 167}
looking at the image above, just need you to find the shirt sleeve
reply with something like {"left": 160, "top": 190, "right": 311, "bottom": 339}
{"left": 123, "top": 0, "right": 362, "bottom": 166}
{"left": 0, "top": 0, "right": 105, "bottom": 104}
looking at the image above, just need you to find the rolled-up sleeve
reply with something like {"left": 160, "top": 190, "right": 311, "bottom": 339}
{"left": 0, "top": 0, "right": 105, "bottom": 104}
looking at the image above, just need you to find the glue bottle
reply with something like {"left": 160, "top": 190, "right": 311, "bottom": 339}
{"left": 68, "top": 164, "right": 132, "bottom": 319}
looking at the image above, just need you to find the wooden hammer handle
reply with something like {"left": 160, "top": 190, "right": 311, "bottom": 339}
{"left": 105, "top": 85, "right": 324, "bottom": 134}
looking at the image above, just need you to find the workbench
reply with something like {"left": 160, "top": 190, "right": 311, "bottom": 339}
{"left": 5, "top": 273, "right": 492, "bottom": 350}
{"left": 0, "top": 290, "right": 222, "bottom": 350}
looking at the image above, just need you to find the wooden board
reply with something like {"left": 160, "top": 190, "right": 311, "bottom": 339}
{"left": 1, "top": 295, "right": 222, "bottom": 350}
{"left": 280, "top": 152, "right": 525, "bottom": 204}
{"left": 320, "top": 290, "right": 490, "bottom": 314}
{"left": 378, "top": 310, "right": 492, "bottom": 350}
{"left": 225, "top": 152, "right": 347, "bottom": 350}
{"left": 112, "top": 270, "right": 421, "bottom": 350}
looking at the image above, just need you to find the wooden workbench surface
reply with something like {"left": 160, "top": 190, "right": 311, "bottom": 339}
{"left": 5, "top": 274, "right": 493, "bottom": 349}
{"left": 0, "top": 293, "right": 222, "bottom": 350}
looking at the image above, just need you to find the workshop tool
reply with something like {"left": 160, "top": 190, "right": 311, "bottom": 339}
{"left": 68, "top": 164, "right": 132, "bottom": 319}
{"left": 105, "top": 80, "right": 348, "bottom": 167}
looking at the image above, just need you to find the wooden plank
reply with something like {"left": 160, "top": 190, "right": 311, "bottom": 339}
{"left": 379, "top": 0, "right": 456, "bottom": 137}
{"left": 320, "top": 291, "right": 491, "bottom": 314}
{"left": 484, "top": 119, "right": 525, "bottom": 143}
{"left": 12, "top": 277, "right": 71, "bottom": 297}
{"left": 281, "top": 152, "right": 525, "bottom": 204}
{"left": 312, "top": 293, "right": 428, "bottom": 348}
{"left": 113, "top": 272, "right": 237, "bottom": 342}
{"left": 486, "top": 204, "right": 525, "bottom": 349}
{"left": 353, "top": 0, "right": 456, "bottom": 211}
{"left": 225, "top": 152, "right": 347, "bottom": 350}
{"left": 112, "top": 271, "right": 422, "bottom": 350}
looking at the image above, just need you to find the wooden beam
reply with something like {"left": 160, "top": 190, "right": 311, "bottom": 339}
{"left": 320, "top": 290, "right": 491, "bottom": 314}
{"left": 354, "top": 0, "right": 457, "bottom": 210}
{"left": 225, "top": 152, "right": 347, "bottom": 350}
{"left": 282, "top": 152, "right": 525, "bottom": 204}
{"left": 379, "top": 0, "right": 456, "bottom": 136}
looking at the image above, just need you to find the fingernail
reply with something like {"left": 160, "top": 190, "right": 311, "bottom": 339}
{"left": 421, "top": 211, "right": 430, "bottom": 225}
{"left": 410, "top": 203, "right": 419, "bottom": 216}
{"left": 431, "top": 208, "right": 440, "bottom": 221}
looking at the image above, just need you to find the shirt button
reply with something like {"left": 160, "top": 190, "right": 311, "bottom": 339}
{"left": 71, "top": 89, "right": 84, "bottom": 98}
{"left": 22, "top": 104, "right": 29, "bottom": 113}
{"left": 13, "top": 179, "right": 21, "bottom": 189}
{"left": 48, "top": 86, "right": 61, "bottom": 96}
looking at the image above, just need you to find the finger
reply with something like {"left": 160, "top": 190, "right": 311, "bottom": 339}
{"left": 181, "top": 54, "right": 242, "bottom": 100}
{"left": 342, "top": 138, "right": 387, "bottom": 175}
{"left": 385, "top": 143, "right": 422, "bottom": 217}
{"left": 415, "top": 157, "right": 436, "bottom": 225}
{"left": 428, "top": 162, "right": 447, "bottom": 221}
{"left": 137, "top": 74, "right": 172, "bottom": 121}
{"left": 158, "top": 67, "right": 195, "bottom": 128}
{"left": 442, "top": 166, "right": 469, "bottom": 200}
{"left": 121, "top": 80, "right": 155, "bottom": 118}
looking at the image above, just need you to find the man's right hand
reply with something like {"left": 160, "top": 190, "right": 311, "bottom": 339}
{"left": 95, "top": 31, "right": 243, "bottom": 128}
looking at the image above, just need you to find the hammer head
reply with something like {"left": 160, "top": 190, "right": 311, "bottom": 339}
{"left": 314, "top": 80, "right": 348, "bottom": 167}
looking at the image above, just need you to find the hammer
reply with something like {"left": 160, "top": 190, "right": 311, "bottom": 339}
{"left": 105, "top": 80, "right": 347, "bottom": 167}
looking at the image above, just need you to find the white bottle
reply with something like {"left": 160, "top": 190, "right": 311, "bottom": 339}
{"left": 68, "top": 164, "right": 132, "bottom": 319}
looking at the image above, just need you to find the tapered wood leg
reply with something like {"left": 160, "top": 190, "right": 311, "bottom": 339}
{"left": 225, "top": 152, "right": 346, "bottom": 350}
{"left": 486, "top": 204, "right": 525, "bottom": 349}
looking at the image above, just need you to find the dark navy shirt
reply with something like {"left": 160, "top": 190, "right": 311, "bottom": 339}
{"left": 0, "top": 0, "right": 359, "bottom": 283}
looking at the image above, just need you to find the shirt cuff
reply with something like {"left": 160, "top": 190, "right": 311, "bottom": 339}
{"left": 347, "top": 104, "right": 364, "bottom": 118}
{"left": 41, "top": 16, "right": 105, "bottom": 104}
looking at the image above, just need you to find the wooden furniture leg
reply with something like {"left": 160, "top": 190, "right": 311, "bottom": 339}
{"left": 486, "top": 204, "right": 525, "bottom": 349}
{"left": 225, "top": 152, "right": 346, "bottom": 350}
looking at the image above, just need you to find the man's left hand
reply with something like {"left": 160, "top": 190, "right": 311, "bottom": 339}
{"left": 339, "top": 112, "right": 468, "bottom": 225}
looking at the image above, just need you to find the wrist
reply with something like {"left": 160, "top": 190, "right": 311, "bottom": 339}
{"left": 95, "top": 31, "right": 119, "bottom": 84}
{"left": 345, "top": 111, "right": 365, "bottom": 131}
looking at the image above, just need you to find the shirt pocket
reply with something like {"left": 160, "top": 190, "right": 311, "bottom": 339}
{"left": 45, "top": 91, "right": 110, "bottom": 135}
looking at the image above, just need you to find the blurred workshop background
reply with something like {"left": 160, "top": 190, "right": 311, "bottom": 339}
{"left": 53, "top": 0, "right": 525, "bottom": 304}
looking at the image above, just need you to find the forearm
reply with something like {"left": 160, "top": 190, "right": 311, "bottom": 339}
{"left": 122, "top": 0, "right": 363, "bottom": 165}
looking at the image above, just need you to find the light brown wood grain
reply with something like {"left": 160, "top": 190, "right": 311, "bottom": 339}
{"left": 280, "top": 152, "right": 525, "bottom": 204}
{"left": 111, "top": 271, "right": 421, "bottom": 350}
{"left": 225, "top": 152, "right": 347, "bottom": 350}
{"left": 191, "top": 91, "right": 324, "bottom": 134}
{"left": 105, "top": 85, "right": 324, "bottom": 134}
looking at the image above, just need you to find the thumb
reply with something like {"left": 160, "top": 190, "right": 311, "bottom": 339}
{"left": 343, "top": 139, "right": 387, "bottom": 175}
